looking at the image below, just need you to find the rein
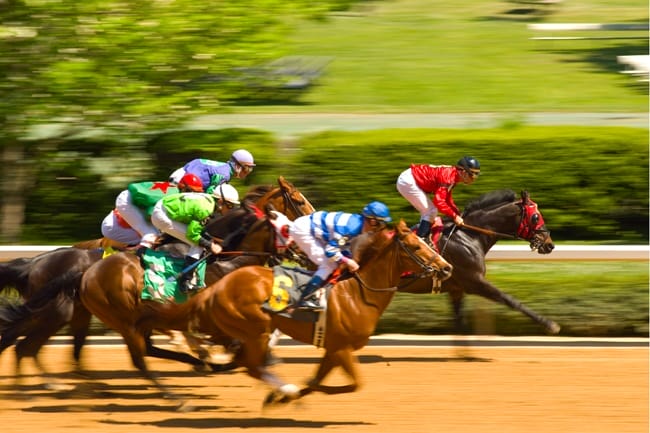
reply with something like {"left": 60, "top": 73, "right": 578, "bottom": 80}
{"left": 353, "top": 235, "right": 441, "bottom": 294}
{"left": 460, "top": 223, "right": 519, "bottom": 240}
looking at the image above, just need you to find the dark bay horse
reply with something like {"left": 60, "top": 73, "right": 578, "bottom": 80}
{"left": 399, "top": 189, "right": 559, "bottom": 334}
{"left": 0, "top": 177, "right": 314, "bottom": 390}
{"left": 138, "top": 220, "right": 453, "bottom": 406}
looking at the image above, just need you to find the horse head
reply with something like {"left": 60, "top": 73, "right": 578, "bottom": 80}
{"left": 462, "top": 189, "right": 554, "bottom": 255}
{"left": 241, "top": 178, "right": 314, "bottom": 221}
{"left": 394, "top": 220, "right": 453, "bottom": 281}
{"left": 517, "top": 190, "right": 554, "bottom": 254}
{"left": 355, "top": 220, "right": 453, "bottom": 285}
{"left": 275, "top": 176, "right": 315, "bottom": 219}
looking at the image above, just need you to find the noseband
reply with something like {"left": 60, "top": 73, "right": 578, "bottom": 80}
{"left": 354, "top": 233, "right": 445, "bottom": 293}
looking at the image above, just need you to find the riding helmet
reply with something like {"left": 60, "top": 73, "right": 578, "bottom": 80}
{"left": 456, "top": 156, "right": 481, "bottom": 175}
{"left": 362, "top": 201, "right": 392, "bottom": 222}
{"left": 213, "top": 183, "right": 240, "bottom": 205}
{"left": 177, "top": 173, "right": 204, "bottom": 192}
{"left": 231, "top": 149, "right": 256, "bottom": 167}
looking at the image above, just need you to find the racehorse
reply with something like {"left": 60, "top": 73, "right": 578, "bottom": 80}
{"left": 138, "top": 220, "right": 453, "bottom": 407}
{"left": 0, "top": 177, "right": 314, "bottom": 391}
{"left": 398, "top": 189, "right": 560, "bottom": 334}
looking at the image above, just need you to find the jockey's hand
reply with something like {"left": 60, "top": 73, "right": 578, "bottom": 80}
{"left": 340, "top": 256, "right": 360, "bottom": 273}
{"left": 209, "top": 241, "right": 223, "bottom": 255}
{"left": 454, "top": 215, "right": 464, "bottom": 226}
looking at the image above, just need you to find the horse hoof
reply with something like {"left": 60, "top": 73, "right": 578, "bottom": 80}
{"left": 209, "top": 361, "right": 238, "bottom": 373}
{"left": 176, "top": 400, "right": 196, "bottom": 412}
{"left": 279, "top": 383, "right": 300, "bottom": 398}
{"left": 45, "top": 382, "right": 76, "bottom": 392}
{"left": 547, "top": 322, "right": 561, "bottom": 335}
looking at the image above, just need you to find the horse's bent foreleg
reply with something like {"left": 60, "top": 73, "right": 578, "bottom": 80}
{"left": 307, "top": 349, "right": 360, "bottom": 395}
{"left": 234, "top": 334, "right": 300, "bottom": 405}
{"left": 122, "top": 329, "right": 192, "bottom": 410}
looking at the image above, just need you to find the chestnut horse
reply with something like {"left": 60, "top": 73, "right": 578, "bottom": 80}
{"left": 139, "top": 220, "right": 453, "bottom": 407}
{"left": 0, "top": 177, "right": 314, "bottom": 390}
{"left": 399, "top": 189, "right": 559, "bottom": 334}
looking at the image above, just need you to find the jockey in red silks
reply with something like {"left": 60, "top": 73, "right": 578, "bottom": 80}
{"left": 396, "top": 156, "right": 480, "bottom": 242}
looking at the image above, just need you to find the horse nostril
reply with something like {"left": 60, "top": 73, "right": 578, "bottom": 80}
{"left": 443, "top": 265, "right": 452, "bottom": 275}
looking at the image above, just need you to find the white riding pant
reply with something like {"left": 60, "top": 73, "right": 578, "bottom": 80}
{"left": 289, "top": 216, "right": 338, "bottom": 281}
{"left": 114, "top": 190, "right": 159, "bottom": 247}
{"left": 396, "top": 168, "right": 438, "bottom": 222}
{"left": 150, "top": 201, "right": 203, "bottom": 259}
{"left": 100, "top": 211, "right": 142, "bottom": 245}
{"left": 168, "top": 167, "right": 186, "bottom": 184}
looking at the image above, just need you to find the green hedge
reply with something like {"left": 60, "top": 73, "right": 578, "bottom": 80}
{"left": 287, "top": 126, "right": 649, "bottom": 242}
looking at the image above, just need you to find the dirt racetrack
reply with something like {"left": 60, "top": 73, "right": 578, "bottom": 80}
{"left": 0, "top": 341, "right": 647, "bottom": 433}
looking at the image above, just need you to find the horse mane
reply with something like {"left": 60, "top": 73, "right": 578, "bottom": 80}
{"left": 354, "top": 226, "right": 393, "bottom": 266}
{"left": 464, "top": 189, "right": 516, "bottom": 215}
{"left": 243, "top": 184, "right": 274, "bottom": 203}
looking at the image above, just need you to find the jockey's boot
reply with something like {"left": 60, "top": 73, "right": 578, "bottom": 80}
{"left": 179, "top": 256, "right": 200, "bottom": 293}
{"left": 416, "top": 220, "right": 432, "bottom": 242}
{"left": 297, "top": 276, "right": 325, "bottom": 311}
{"left": 430, "top": 217, "right": 444, "bottom": 251}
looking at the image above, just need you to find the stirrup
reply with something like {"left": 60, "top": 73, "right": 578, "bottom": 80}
{"left": 297, "top": 298, "right": 324, "bottom": 311}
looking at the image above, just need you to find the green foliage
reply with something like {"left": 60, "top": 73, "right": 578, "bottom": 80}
{"left": 288, "top": 126, "right": 648, "bottom": 241}
{"left": 0, "top": 0, "right": 353, "bottom": 139}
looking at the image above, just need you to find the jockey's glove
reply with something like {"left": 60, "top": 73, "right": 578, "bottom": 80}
{"left": 198, "top": 235, "right": 213, "bottom": 249}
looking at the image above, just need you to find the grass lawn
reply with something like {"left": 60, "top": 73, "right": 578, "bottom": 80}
{"left": 236, "top": 0, "right": 648, "bottom": 113}
{"left": 379, "top": 260, "right": 649, "bottom": 336}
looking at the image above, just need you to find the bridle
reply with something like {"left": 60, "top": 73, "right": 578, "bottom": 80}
{"left": 353, "top": 231, "right": 445, "bottom": 294}
{"left": 454, "top": 198, "right": 550, "bottom": 251}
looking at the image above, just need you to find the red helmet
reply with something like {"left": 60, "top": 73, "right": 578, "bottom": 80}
{"left": 178, "top": 173, "right": 203, "bottom": 192}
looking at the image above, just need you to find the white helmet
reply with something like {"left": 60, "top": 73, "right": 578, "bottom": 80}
{"left": 213, "top": 183, "right": 240, "bottom": 205}
{"left": 231, "top": 149, "right": 256, "bottom": 167}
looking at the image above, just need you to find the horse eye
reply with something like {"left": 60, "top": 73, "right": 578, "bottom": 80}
{"left": 531, "top": 214, "right": 539, "bottom": 225}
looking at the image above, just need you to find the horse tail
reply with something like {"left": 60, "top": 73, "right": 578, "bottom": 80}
{"left": 137, "top": 299, "right": 195, "bottom": 335}
{"left": 0, "top": 257, "right": 32, "bottom": 296}
{"left": 0, "top": 270, "right": 83, "bottom": 332}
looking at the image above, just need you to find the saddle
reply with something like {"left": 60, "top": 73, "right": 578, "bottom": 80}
{"left": 261, "top": 266, "right": 351, "bottom": 323}
{"left": 140, "top": 249, "right": 207, "bottom": 303}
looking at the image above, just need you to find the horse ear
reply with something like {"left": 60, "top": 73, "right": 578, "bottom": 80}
{"left": 265, "top": 203, "right": 277, "bottom": 217}
{"left": 521, "top": 190, "right": 530, "bottom": 203}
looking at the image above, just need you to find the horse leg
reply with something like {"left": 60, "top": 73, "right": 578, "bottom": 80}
{"left": 69, "top": 304, "right": 92, "bottom": 375}
{"left": 11, "top": 302, "right": 74, "bottom": 391}
{"left": 469, "top": 279, "right": 561, "bottom": 334}
{"left": 306, "top": 349, "right": 359, "bottom": 395}
{"left": 122, "top": 329, "right": 193, "bottom": 411}
{"left": 145, "top": 332, "right": 236, "bottom": 372}
{"left": 449, "top": 292, "right": 468, "bottom": 334}
{"left": 265, "top": 328, "right": 283, "bottom": 366}
{"left": 234, "top": 334, "right": 299, "bottom": 406}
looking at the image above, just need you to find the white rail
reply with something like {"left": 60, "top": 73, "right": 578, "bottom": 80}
{"left": 0, "top": 245, "right": 648, "bottom": 261}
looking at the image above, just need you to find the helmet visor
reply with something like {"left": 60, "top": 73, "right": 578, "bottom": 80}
{"left": 464, "top": 167, "right": 481, "bottom": 178}
{"left": 233, "top": 158, "right": 255, "bottom": 174}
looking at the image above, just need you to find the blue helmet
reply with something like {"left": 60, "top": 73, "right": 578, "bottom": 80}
{"left": 362, "top": 201, "right": 392, "bottom": 222}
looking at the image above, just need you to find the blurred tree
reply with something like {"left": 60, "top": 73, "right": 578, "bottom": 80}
{"left": 0, "top": 0, "right": 357, "bottom": 242}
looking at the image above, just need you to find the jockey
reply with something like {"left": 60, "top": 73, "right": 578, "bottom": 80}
{"left": 396, "top": 156, "right": 480, "bottom": 241}
{"left": 150, "top": 183, "right": 240, "bottom": 292}
{"left": 168, "top": 149, "right": 256, "bottom": 194}
{"left": 289, "top": 201, "right": 392, "bottom": 311}
{"left": 101, "top": 173, "right": 203, "bottom": 249}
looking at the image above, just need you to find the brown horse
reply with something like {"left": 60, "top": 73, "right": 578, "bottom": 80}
{"left": 398, "top": 189, "right": 559, "bottom": 334}
{"left": 139, "top": 220, "right": 453, "bottom": 406}
{"left": 0, "top": 177, "right": 314, "bottom": 391}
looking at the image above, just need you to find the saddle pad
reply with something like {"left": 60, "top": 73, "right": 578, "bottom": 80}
{"left": 140, "top": 249, "right": 207, "bottom": 303}
{"left": 262, "top": 265, "right": 313, "bottom": 313}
